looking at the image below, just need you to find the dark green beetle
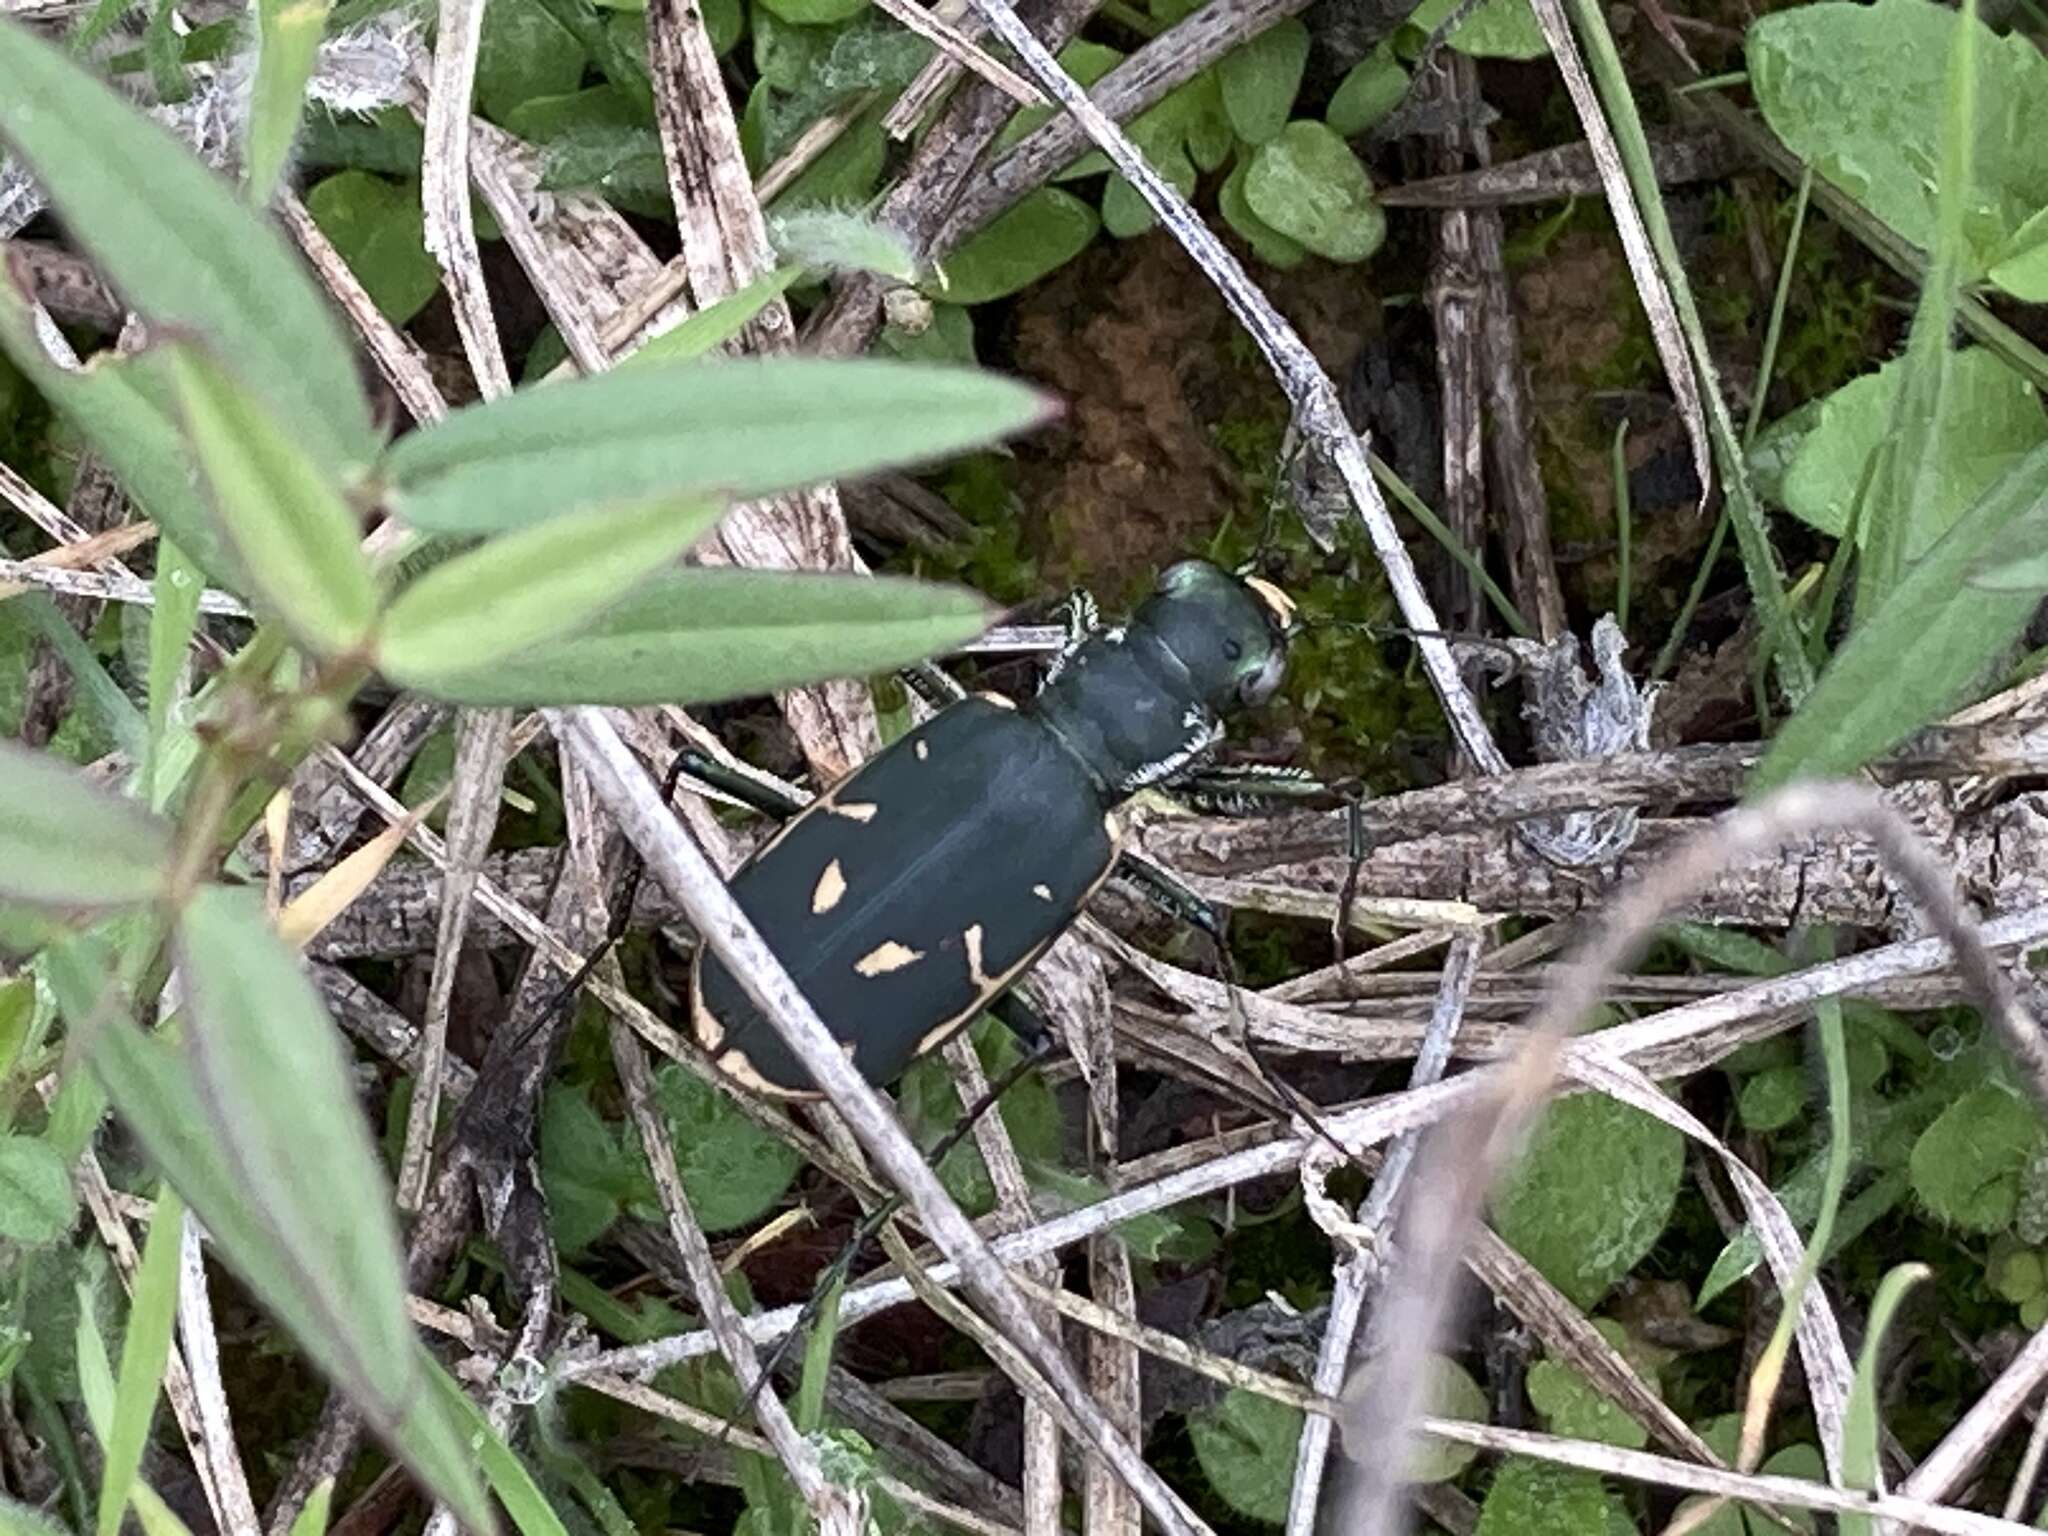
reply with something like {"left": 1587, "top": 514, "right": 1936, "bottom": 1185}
{"left": 690, "top": 558, "right": 1299, "bottom": 1098}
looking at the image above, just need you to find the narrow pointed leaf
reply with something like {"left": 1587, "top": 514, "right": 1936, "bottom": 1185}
{"left": 96, "top": 1189, "right": 184, "bottom": 1536}
{"left": 0, "top": 276, "right": 234, "bottom": 582}
{"left": 175, "top": 885, "right": 416, "bottom": 1415}
{"left": 83, "top": 993, "right": 495, "bottom": 1533}
{"left": 246, "top": 0, "right": 331, "bottom": 207}
{"left": 424, "top": 568, "right": 996, "bottom": 705}
{"left": 378, "top": 496, "right": 726, "bottom": 686}
{"left": 623, "top": 269, "right": 805, "bottom": 369}
{"left": 383, "top": 357, "right": 1056, "bottom": 534}
{"left": 167, "top": 345, "right": 377, "bottom": 657}
{"left": 0, "top": 18, "right": 377, "bottom": 472}
{"left": 1753, "top": 440, "right": 2048, "bottom": 792}
{"left": 0, "top": 741, "right": 172, "bottom": 907}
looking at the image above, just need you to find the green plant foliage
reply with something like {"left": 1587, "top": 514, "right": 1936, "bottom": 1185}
{"left": 768, "top": 105, "right": 888, "bottom": 213}
{"left": 1244, "top": 121, "right": 1386, "bottom": 263}
{"left": 1739, "top": 1066, "right": 1808, "bottom": 1133}
{"left": 1326, "top": 44, "right": 1408, "bottom": 139}
{"left": 1910, "top": 1082, "right": 2046, "bottom": 1232}
{"left": 648, "top": 1064, "right": 802, "bottom": 1233}
{"left": 1219, "top": 158, "right": 1306, "bottom": 268}
{"left": 507, "top": 87, "right": 668, "bottom": 218}
{"left": 416, "top": 567, "right": 996, "bottom": 706}
{"left": 0, "top": 1135, "right": 77, "bottom": 1244}
{"left": 1688, "top": 1416, "right": 1822, "bottom": 1536}
{"left": 244, "top": 0, "right": 328, "bottom": 206}
{"left": 1475, "top": 1460, "right": 1624, "bottom": 1536}
{"left": 384, "top": 357, "right": 1052, "bottom": 534}
{"left": 538, "top": 1083, "right": 644, "bottom": 1253}
{"left": 1990, "top": 205, "right": 2048, "bottom": 299}
{"left": 165, "top": 344, "right": 377, "bottom": 658}
{"left": 1748, "top": 0, "right": 2048, "bottom": 286}
{"left": 895, "top": 1019, "right": 1062, "bottom": 1213}
{"left": 0, "top": 16, "right": 377, "bottom": 474}
{"left": 70, "top": 916, "right": 491, "bottom": 1529}
{"left": 476, "top": 0, "right": 590, "bottom": 120}
{"left": 1186, "top": 1389, "right": 1301, "bottom": 1525}
{"left": 1404, "top": 0, "right": 1547, "bottom": 60}
{"left": 1219, "top": 19, "right": 1309, "bottom": 146}
{"left": 1750, "top": 439, "right": 2048, "bottom": 790}
{"left": 767, "top": 207, "right": 913, "bottom": 281}
{"left": 1411, "top": 1356, "right": 1487, "bottom": 1481}
{"left": 1525, "top": 1321, "right": 1652, "bottom": 1451}
{"left": 755, "top": 0, "right": 864, "bottom": 25}
{"left": 303, "top": 171, "right": 442, "bottom": 326}
{"left": 0, "top": 742, "right": 172, "bottom": 908}
{"left": 377, "top": 497, "right": 727, "bottom": 689}
{"left": 937, "top": 188, "right": 1100, "bottom": 304}
{"left": 994, "top": 40, "right": 1123, "bottom": 170}
{"left": 1491, "top": 1092, "right": 1685, "bottom": 1310}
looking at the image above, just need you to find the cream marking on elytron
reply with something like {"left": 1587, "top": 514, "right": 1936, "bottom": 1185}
{"left": 825, "top": 801, "right": 879, "bottom": 822}
{"left": 854, "top": 939, "right": 923, "bottom": 976}
{"left": 963, "top": 923, "right": 993, "bottom": 989}
{"left": 914, "top": 740, "right": 929, "bottom": 760}
{"left": 811, "top": 858, "right": 846, "bottom": 914}
{"left": 1032, "top": 883, "right": 1054, "bottom": 901}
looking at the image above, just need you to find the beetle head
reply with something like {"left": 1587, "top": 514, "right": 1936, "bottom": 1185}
{"left": 1136, "top": 559, "right": 1293, "bottom": 712}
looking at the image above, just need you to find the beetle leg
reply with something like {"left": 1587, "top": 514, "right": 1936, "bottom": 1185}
{"left": 671, "top": 747, "right": 809, "bottom": 821}
{"left": 901, "top": 659, "right": 968, "bottom": 710}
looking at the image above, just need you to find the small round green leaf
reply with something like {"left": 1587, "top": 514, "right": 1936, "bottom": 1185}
{"left": 1187, "top": 1389, "right": 1301, "bottom": 1525}
{"left": 1490, "top": 1092, "right": 1684, "bottom": 1310}
{"left": 650, "top": 1065, "right": 800, "bottom": 1232}
{"left": 304, "top": 172, "right": 442, "bottom": 327}
{"left": 1476, "top": 1461, "right": 1624, "bottom": 1536}
{"left": 1220, "top": 156, "right": 1306, "bottom": 268}
{"left": 1327, "top": 45, "right": 1409, "bottom": 138}
{"left": 1911, "top": 1082, "right": 2043, "bottom": 1232}
{"left": 0, "top": 1135, "right": 78, "bottom": 1244}
{"left": 1244, "top": 121, "right": 1386, "bottom": 262}
{"left": 1738, "top": 1066, "right": 1807, "bottom": 1132}
{"left": 0, "top": 740, "right": 172, "bottom": 908}
{"left": 1525, "top": 1323, "right": 1650, "bottom": 1451}
{"left": 935, "top": 188, "right": 1099, "bottom": 305}
{"left": 1219, "top": 19, "right": 1309, "bottom": 146}
{"left": 475, "top": 0, "right": 588, "bottom": 121}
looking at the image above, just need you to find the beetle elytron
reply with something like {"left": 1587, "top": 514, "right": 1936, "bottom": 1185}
{"left": 689, "top": 558, "right": 1300, "bottom": 1098}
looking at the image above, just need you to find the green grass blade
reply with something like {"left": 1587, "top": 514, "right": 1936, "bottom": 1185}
{"left": 1840, "top": 1262, "right": 1932, "bottom": 1536}
{"left": 423, "top": 568, "right": 996, "bottom": 706}
{"left": 1853, "top": 0, "right": 1977, "bottom": 623}
{"left": 245, "top": 0, "right": 330, "bottom": 207}
{"left": 1752, "top": 440, "right": 2048, "bottom": 791}
{"left": 96, "top": 1187, "right": 185, "bottom": 1536}
{"left": 383, "top": 357, "right": 1056, "bottom": 534}
{"left": 0, "top": 18, "right": 377, "bottom": 473}
{"left": 1558, "top": 0, "right": 1811, "bottom": 699}
{"left": 0, "top": 1495, "right": 76, "bottom": 1536}
{"left": 426, "top": 1362, "right": 567, "bottom": 1536}
{"left": 377, "top": 496, "right": 727, "bottom": 687}
{"left": 796, "top": 1270, "right": 845, "bottom": 1435}
{"left": 166, "top": 344, "right": 378, "bottom": 658}
{"left": 0, "top": 741, "right": 172, "bottom": 908}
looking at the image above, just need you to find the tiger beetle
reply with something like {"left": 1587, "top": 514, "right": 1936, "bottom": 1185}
{"left": 676, "top": 556, "right": 1355, "bottom": 1101}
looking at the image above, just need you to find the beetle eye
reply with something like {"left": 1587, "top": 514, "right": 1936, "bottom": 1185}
{"left": 1222, "top": 638, "right": 1243, "bottom": 662}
